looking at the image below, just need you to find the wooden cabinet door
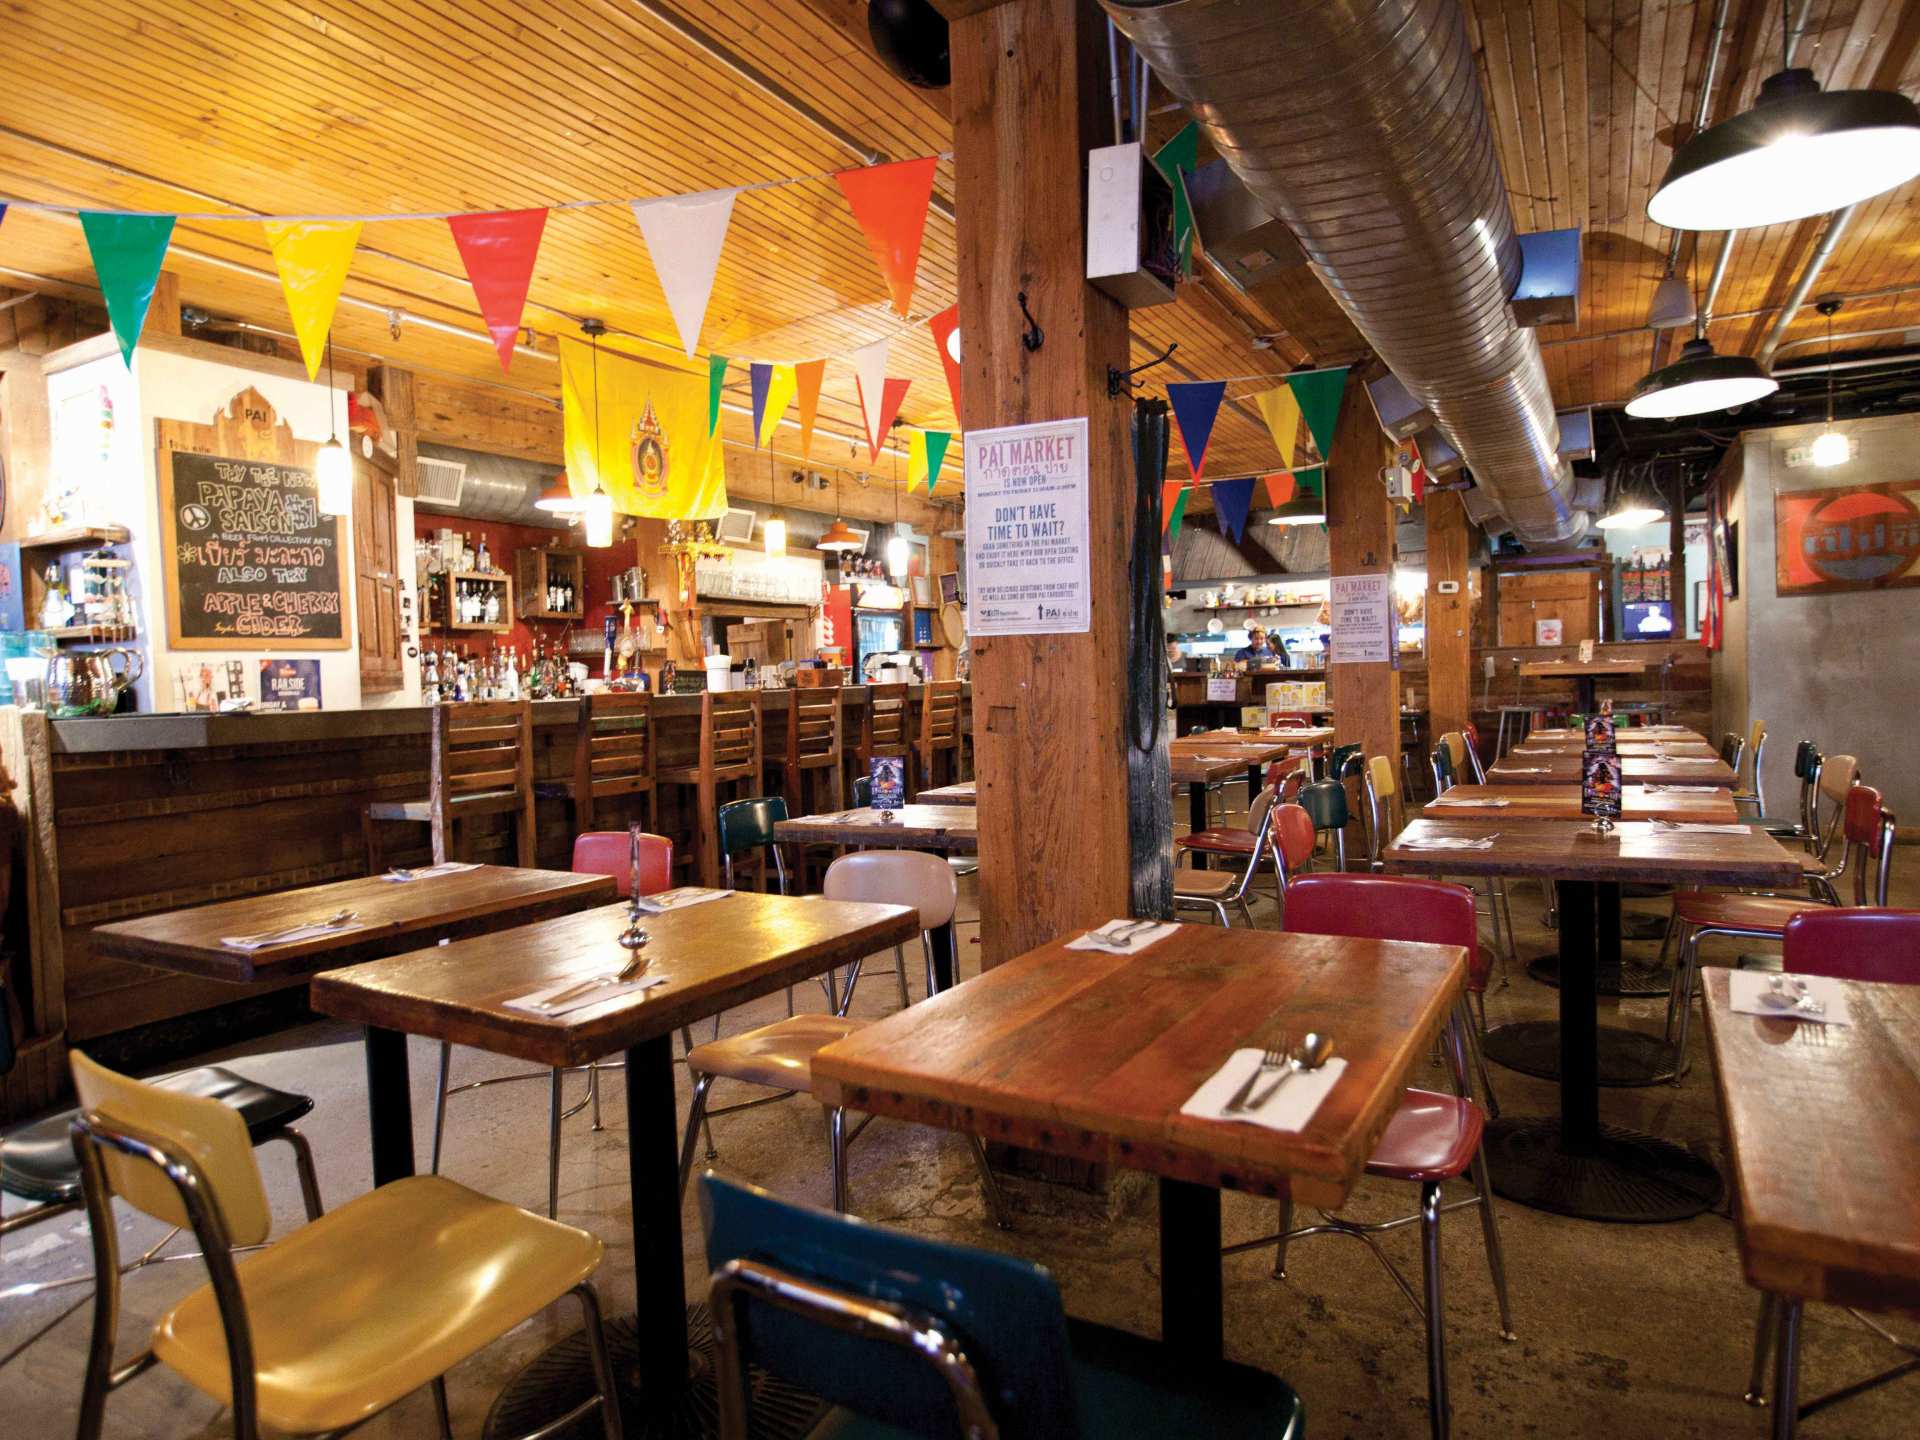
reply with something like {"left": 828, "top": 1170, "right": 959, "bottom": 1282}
{"left": 353, "top": 449, "right": 405, "bottom": 693}
{"left": 1496, "top": 569, "right": 1599, "bottom": 646}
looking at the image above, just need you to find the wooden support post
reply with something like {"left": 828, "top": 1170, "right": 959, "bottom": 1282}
{"left": 1424, "top": 489, "right": 1473, "bottom": 745}
{"left": 1326, "top": 377, "right": 1401, "bottom": 783}
{"left": 947, "top": 0, "right": 1139, "bottom": 968}
{"left": 367, "top": 364, "right": 419, "bottom": 497}
{"left": 1668, "top": 472, "right": 1688, "bottom": 636}
{"left": 140, "top": 271, "right": 182, "bottom": 343}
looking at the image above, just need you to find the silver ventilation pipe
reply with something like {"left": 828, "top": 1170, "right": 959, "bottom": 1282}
{"left": 1105, "top": 0, "right": 1586, "bottom": 544}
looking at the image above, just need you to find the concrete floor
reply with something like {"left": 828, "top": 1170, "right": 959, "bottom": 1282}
{"left": 3, "top": 791, "right": 1916, "bottom": 1438}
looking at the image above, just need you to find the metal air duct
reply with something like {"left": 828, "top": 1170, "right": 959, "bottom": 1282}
{"left": 1105, "top": 0, "right": 1587, "bottom": 544}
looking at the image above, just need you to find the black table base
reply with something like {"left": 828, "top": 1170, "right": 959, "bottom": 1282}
{"left": 482, "top": 1307, "right": 827, "bottom": 1440}
{"left": 1482, "top": 1117, "right": 1722, "bottom": 1223}
{"left": 1482, "top": 1020, "right": 1680, "bottom": 1086}
{"left": 1526, "top": 954, "right": 1673, "bottom": 998}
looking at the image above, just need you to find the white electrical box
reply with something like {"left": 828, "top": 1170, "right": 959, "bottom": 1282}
{"left": 1086, "top": 143, "right": 1178, "bottom": 309}
{"left": 1381, "top": 464, "right": 1416, "bottom": 502}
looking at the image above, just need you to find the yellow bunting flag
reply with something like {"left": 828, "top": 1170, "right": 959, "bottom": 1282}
{"left": 907, "top": 430, "right": 929, "bottom": 491}
{"left": 262, "top": 220, "right": 363, "bottom": 379}
{"left": 559, "top": 337, "right": 728, "bottom": 520}
{"left": 1254, "top": 384, "right": 1305, "bottom": 466}
{"left": 757, "top": 363, "right": 797, "bottom": 448}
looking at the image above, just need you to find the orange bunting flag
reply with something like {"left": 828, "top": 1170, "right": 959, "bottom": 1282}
{"left": 794, "top": 359, "right": 826, "bottom": 461}
{"left": 835, "top": 157, "right": 939, "bottom": 317}
{"left": 1263, "top": 472, "right": 1296, "bottom": 508}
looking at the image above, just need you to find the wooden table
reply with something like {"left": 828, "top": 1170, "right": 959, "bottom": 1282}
{"left": 1512, "top": 738, "right": 1719, "bottom": 760}
{"left": 1487, "top": 753, "right": 1737, "bottom": 787}
{"left": 1526, "top": 725, "right": 1704, "bottom": 744}
{"left": 1519, "top": 658, "right": 1648, "bottom": 712}
{"left": 91, "top": 866, "right": 616, "bottom": 983}
{"left": 1701, "top": 969, "right": 1920, "bottom": 1437}
{"left": 311, "top": 892, "right": 919, "bottom": 1440}
{"left": 1385, "top": 817, "right": 1802, "bottom": 1222}
{"left": 1168, "top": 752, "right": 1256, "bottom": 863}
{"left": 1173, "top": 734, "right": 1304, "bottom": 809}
{"left": 1423, "top": 784, "right": 1739, "bottom": 823}
{"left": 916, "top": 780, "right": 976, "bottom": 805}
{"left": 813, "top": 923, "right": 1466, "bottom": 1364}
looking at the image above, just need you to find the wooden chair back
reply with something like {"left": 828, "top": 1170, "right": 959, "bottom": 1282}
{"left": 918, "top": 681, "right": 965, "bottom": 754}
{"left": 431, "top": 699, "right": 535, "bottom": 864}
{"left": 702, "top": 690, "right": 764, "bottom": 784}
{"left": 778, "top": 686, "right": 845, "bottom": 771}
{"left": 860, "top": 683, "right": 911, "bottom": 759}
{"left": 572, "top": 691, "right": 654, "bottom": 829}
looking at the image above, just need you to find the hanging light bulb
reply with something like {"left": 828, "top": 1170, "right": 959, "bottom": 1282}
{"left": 315, "top": 334, "right": 352, "bottom": 516}
{"left": 1810, "top": 297, "right": 1849, "bottom": 467}
{"left": 886, "top": 433, "right": 910, "bottom": 576}
{"left": 1595, "top": 474, "right": 1668, "bottom": 530}
{"left": 763, "top": 455, "right": 787, "bottom": 556}
{"left": 583, "top": 480, "right": 615, "bottom": 548}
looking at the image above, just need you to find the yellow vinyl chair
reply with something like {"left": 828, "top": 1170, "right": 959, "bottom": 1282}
{"left": 67, "top": 1051, "right": 624, "bottom": 1440}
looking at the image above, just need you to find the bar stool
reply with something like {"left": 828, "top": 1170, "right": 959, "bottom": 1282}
{"left": 537, "top": 690, "right": 655, "bottom": 834}
{"left": 768, "top": 686, "right": 845, "bottom": 816}
{"left": 363, "top": 699, "right": 536, "bottom": 870}
{"left": 656, "top": 690, "right": 764, "bottom": 887}
{"left": 678, "top": 852, "right": 1008, "bottom": 1226}
{"left": 853, "top": 682, "right": 911, "bottom": 798}
{"left": 913, "top": 680, "right": 967, "bottom": 794}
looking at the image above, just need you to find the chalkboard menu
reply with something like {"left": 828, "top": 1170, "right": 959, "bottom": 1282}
{"left": 161, "top": 449, "right": 348, "bottom": 648}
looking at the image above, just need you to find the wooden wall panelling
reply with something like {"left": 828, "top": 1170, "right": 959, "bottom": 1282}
{"left": 1495, "top": 566, "right": 1601, "bottom": 647}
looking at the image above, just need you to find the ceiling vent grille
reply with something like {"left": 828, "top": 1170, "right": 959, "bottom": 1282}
{"left": 414, "top": 456, "right": 467, "bottom": 509}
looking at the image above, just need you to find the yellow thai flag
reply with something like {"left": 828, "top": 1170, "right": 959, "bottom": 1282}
{"left": 560, "top": 338, "right": 728, "bottom": 519}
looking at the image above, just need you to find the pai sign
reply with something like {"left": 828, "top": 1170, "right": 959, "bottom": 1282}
{"left": 1774, "top": 479, "right": 1920, "bottom": 596}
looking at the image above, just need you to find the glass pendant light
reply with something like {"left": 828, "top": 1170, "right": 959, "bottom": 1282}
{"left": 885, "top": 432, "right": 910, "bottom": 577}
{"left": 583, "top": 322, "right": 613, "bottom": 547}
{"left": 314, "top": 335, "right": 352, "bottom": 517}
{"left": 1648, "top": 2, "right": 1920, "bottom": 231}
{"left": 1809, "top": 298, "right": 1850, "bottom": 467}
{"left": 763, "top": 454, "right": 787, "bottom": 557}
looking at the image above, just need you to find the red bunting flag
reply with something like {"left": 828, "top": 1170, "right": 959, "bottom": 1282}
{"left": 928, "top": 302, "right": 962, "bottom": 420}
{"left": 447, "top": 208, "right": 548, "bottom": 373}
{"left": 836, "top": 157, "right": 939, "bottom": 317}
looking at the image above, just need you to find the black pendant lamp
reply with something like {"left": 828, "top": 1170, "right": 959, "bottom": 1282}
{"left": 1626, "top": 252, "right": 1776, "bottom": 418}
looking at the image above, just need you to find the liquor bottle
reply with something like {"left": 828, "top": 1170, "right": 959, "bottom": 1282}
{"left": 476, "top": 535, "right": 492, "bottom": 573}
{"left": 423, "top": 648, "right": 440, "bottom": 703}
{"left": 483, "top": 586, "right": 499, "bottom": 625}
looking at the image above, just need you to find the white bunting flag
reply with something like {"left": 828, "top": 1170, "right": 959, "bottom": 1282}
{"left": 629, "top": 188, "right": 740, "bottom": 357}
{"left": 850, "top": 336, "right": 891, "bottom": 457}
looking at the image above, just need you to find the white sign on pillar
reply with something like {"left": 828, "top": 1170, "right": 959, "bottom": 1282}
{"left": 1329, "top": 573, "right": 1393, "bottom": 664}
{"left": 963, "top": 417, "right": 1091, "bottom": 636}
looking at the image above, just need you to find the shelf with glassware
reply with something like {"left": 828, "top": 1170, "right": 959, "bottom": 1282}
{"left": 515, "top": 543, "right": 586, "bottom": 622}
{"left": 12, "top": 531, "right": 140, "bottom": 646}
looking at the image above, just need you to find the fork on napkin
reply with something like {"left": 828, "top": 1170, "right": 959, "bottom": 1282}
{"left": 1066, "top": 919, "right": 1180, "bottom": 954}
{"left": 1727, "top": 969, "right": 1851, "bottom": 1025}
{"left": 1398, "top": 833, "right": 1500, "bottom": 851}
{"left": 1647, "top": 819, "right": 1754, "bottom": 834}
{"left": 381, "top": 861, "right": 482, "bottom": 883}
{"left": 629, "top": 886, "right": 734, "bottom": 915}
{"left": 505, "top": 974, "right": 667, "bottom": 1019}
{"left": 222, "top": 915, "right": 364, "bottom": 951}
{"left": 1180, "top": 1048, "right": 1349, "bottom": 1131}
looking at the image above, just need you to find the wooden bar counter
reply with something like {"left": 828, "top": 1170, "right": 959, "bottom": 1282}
{"left": 0, "top": 683, "right": 966, "bottom": 1120}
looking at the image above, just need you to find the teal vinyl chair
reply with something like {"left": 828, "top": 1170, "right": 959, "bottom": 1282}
{"left": 718, "top": 796, "right": 790, "bottom": 894}
{"left": 700, "top": 1175, "right": 1306, "bottom": 1439}
{"left": 1297, "top": 778, "right": 1350, "bottom": 872}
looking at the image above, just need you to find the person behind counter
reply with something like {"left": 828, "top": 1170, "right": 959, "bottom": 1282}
{"left": 1236, "top": 625, "right": 1280, "bottom": 665}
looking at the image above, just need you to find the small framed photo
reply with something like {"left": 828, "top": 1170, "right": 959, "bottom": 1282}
{"left": 938, "top": 570, "right": 963, "bottom": 606}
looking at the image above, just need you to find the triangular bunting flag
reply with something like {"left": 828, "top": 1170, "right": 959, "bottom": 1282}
{"left": 1160, "top": 481, "right": 1184, "bottom": 534}
{"left": 794, "top": 359, "right": 825, "bottom": 459}
{"left": 263, "top": 220, "right": 363, "bottom": 379}
{"left": 758, "top": 364, "right": 796, "bottom": 448}
{"left": 707, "top": 354, "right": 728, "bottom": 436}
{"left": 1212, "top": 477, "right": 1256, "bottom": 543}
{"left": 849, "top": 338, "right": 910, "bottom": 459}
{"left": 447, "top": 208, "right": 548, "bottom": 373}
{"left": 79, "top": 212, "right": 175, "bottom": 367}
{"left": 928, "top": 303, "right": 962, "bottom": 419}
{"left": 749, "top": 363, "right": 773, "bottom": 447}
{"left": 1153, "top": 121, "right": 1200, "bottom": 280}
{"left": 835, "top": 157, "right": 938, "bottom": 317}
{"left": 629, "top": 187, "right": 739, "bottom": 357}
{"left": 907, "top": 430, "right": 929, "bottom": 491}
{"left": 923, "top": 430, "right": 951, "bottom": 494}
{"left": 1263, "top": 472, "right": 1296, "bottom": 508}
{"left": 1167, "top": 380, "right": 1227, "bottom": 482}
{"left": 1288, "top": 367, "right": 1349, "bottom": 460}
{"left": 0, "top": 204, "right": 8, "bottom": 231}
{"left": 1165, "top": 486, "right": 1191, "bottom": 543}
{"left": 1253, "top": 385, "right": 1304, "bottom": 466}
{"left": 1296, "top": 465, "right": 1324, "bottom": 498}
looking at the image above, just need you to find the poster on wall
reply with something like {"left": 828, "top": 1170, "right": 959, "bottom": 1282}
{"left": 259, "top": 658, "right": 323, "bottom": 710}
{"left": 1774, "top": 479, "right": 1920, "bottom": 595}
{"left": 963, "top": 417, "right": 1090, "bottom": 636}
{"left": 1327, "top": 573, "right": 1392, "bottom": 664}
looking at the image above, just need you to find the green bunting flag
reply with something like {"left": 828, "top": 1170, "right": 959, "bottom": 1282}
{"left": 1287, "top": 367, "right": 1349, "bottom": 461}
{"left": 706, "top": 354, "right": 728, "bottom": 436}
{"left": 1165, "top": 485, "right": 1191, "bottom": 542}
{"left": 1153, "top": 121, "right": 1200, "bottom": 281}
{"left": 80, "top": 212, "right": 176, "bottom": 367}
{"left": 924, "top": 429, "right": 952, "bottom": 494}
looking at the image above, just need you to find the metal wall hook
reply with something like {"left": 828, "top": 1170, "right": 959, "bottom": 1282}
{"left": 1017, "top": 292, "right": 1044, "bottom": 352}
{"left": 1108, "top": 341, "right": 1179, "bottom": 397}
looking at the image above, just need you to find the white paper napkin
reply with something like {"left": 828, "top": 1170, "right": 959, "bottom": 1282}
{"left": 1398, "top": 834, "right": 1499, "bottom": 851}
{"left": 1498, "top": 766, "right": 1555, "bottom": 774}
{"left": 1727, "top": 969, "right": 1852, "bottom": 1025}
{"left": 506, "top": 973, "right": 668, "bottom": 1019}
{"left": 1180, "top": 1049, "right": 1349, "bottom": 1132}
{"left": 1065, "top": 919, "right": 1180, "bottom": 954}
{"left": 630, "top": 886, "right": 734, "bottom": 915}
{"left": 221, "top": 921, "right": 367, "bottom": 952}
{"left": 380, "top": 862, "right": 482, "bottom": 883}
{"left": 1430, "top": 795, "right": 1511, "bottom": 807}
{"left": 1647, "top": 820, "right": 1753, "bottom": 834}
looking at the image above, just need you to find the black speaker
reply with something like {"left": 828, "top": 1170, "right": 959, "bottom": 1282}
{"left": 868, "top": 0, "right": 950, "bottom": 90}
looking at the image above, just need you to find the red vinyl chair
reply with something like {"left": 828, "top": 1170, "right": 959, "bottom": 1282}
{"left": 1225, "top": 873, "right": 1513, "bottom": 1440}
{"left": 571, "top": 830, "right": 673, "bottom": 897}
{"left": 1665, "top": 784, "right": 1896, "bottom": 1077}
{"left": 1783, "top": 907, "right": 1920, "bottom": 983}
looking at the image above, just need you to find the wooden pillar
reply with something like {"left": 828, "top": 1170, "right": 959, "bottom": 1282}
{"left": 1326, "top": 377, "right": 1401, "bottom": 774}
{"left": 140, "top": 271, "right": 182, "bottom": 343}
{"left": 1668, "top": 471, "right": 1688, "bottom": 635}
{"left": 947, "top": 0, "right": 1137, "bottom": 968}
{"left": 1424, "top": 489, "right": 1473, "bottom": 745}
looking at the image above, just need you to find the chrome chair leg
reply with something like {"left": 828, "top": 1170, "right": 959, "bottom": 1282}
{"left": 895, "top": 943, "right": 911, "bottom": 1010}
{"left": 677, "top": 1074, "right": 717, "bottom": 1202}
{"left": 1746, "top": 1293, "right": 1778, "bottom": 1406}
{"left": 1469, "top": 1148, "right": 1516, "bottom": 1340}
{"left": 1420, "top": 1180, "right": 1450, "bottom": 1440}
{"left": 548, "top": 1068, "right": 565, "bottom": 1220}
{"left": 573, "top": 1282, "right": 627, "bottom": 1440}
{"left": 1465, "top": 1014, "right": 1499, "bottom": 1120}
{"left": 1773, "top": 1299, "right": 1804, "bottom": 1440}
{"left": 1237, "top": 897, "right": 1256, "bottom": 929}
{"left": 829, "top": 1107, "right": 850, "bottom": 1213}
{"left": 965, "top": 1136, "right": 1011, "bottom": 1230}
{"left": 588, "top": 1062, "right": 604, "bottom": 1133}
{"left": 1271, "top": 1194, "right": 1293, "bottom": 1279}
{"left": 430, "top": 1040, "right": 453, "bottom": 1175}
{"left": 270, "top": 1127, "right": 326, "bottom": 1221}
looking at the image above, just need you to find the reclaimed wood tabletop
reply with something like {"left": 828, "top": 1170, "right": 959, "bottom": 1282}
{"left": 1701, "top": 968, "right": 1920, "bottom": 1312}
{"left": 1519, "top": 658, "right": 1649, "bottom": 678}
{"left": 1169, "top": 753, "right": 1256, "bottom": 787}
{"left": 1487, "top": 752, "right": 1738, "bottom": 787}
{"left": 774, "top": 803, "right": 979, "bottom": 852}
{"left": 91, "top": 865, "right": 616, "bottom": 984}
{"left": 916, "top": 780, "right": 976, "bottom": 805}
{"left": 1422, "top": 783, "right": 1740, "bottom": 823}
{"left": 1384, "top": 817, "right": 1803, "bottom": 887}
{"left": 1511, "top": 738, "right": 1720, "bottom": 760}
{"left": 812, "top": 922, "right": 1467, "bottom": 1210}
{"left": 1524, "top": 725, "right": 1704, "bottom": 743}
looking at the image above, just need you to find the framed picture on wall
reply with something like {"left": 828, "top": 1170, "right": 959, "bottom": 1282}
{"left": 938, "top": 570, "right": 963, "bottom": 606}
{"left": 1773, "top": 478, "right": 1920, "bottom": 595}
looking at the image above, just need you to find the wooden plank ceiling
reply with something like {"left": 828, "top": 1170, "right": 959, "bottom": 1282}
{"left": 2, "top": 0, "right": 1918, "bottom": 500}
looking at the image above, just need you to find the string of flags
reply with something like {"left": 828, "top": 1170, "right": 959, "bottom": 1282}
{"left": 1161, "top": 366, "right": 1350, "bottom": 543}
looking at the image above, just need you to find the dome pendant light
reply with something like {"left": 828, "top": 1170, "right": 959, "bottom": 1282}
{"left": 1264, "top": 491, "right": 1327, "bottom": 527}
{"left": 817, "top": 467, "right": 863, "bottom": 553}
{"left": 314, "top": 335, "right": 352, "bottom": 517}
{"left": 1648, "top": 2, "right": 1920, "bottom": 231}
{"left": 1596, "top": 467, "right": 1668, "bottom": 530}
{"left": 1810, "top": 297, "right": 1850, "bottom": 467}
{"left": 1626, "top": 250, "right": 1776, "bottom": 417}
